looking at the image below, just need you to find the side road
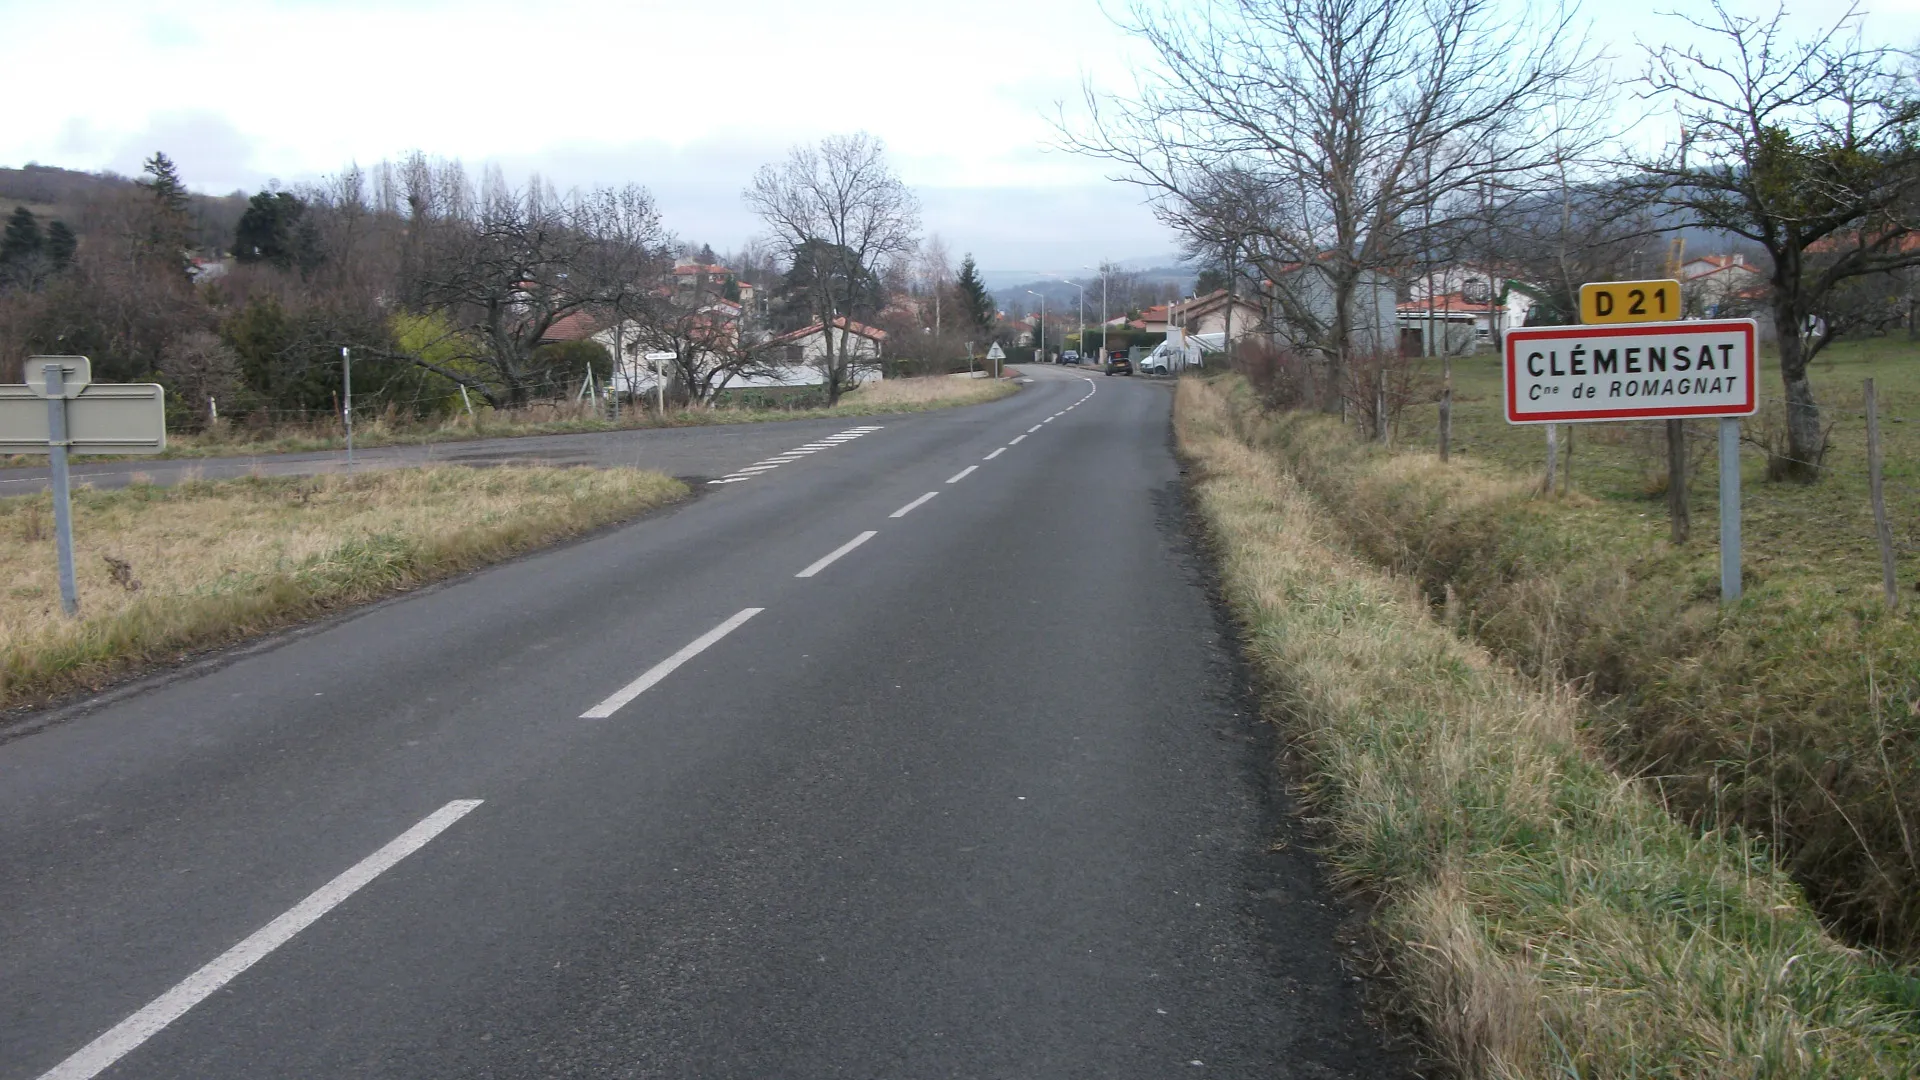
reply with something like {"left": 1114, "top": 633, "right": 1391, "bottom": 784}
{"left": 0, "top": 379, "right": 1027, "bottom": 494}
{"left": 1, "top": 365, "right": 1410, "bottom": 1079}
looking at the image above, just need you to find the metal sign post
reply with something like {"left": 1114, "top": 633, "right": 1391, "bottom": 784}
{"left": 0, "top": 356, "right": 166, "bottom": 617}
{"left": 1504, "top": 316, "right": 1757, "bottom": 605}
{"left": 44, "top": 362, "right": 80, "bottom": 615}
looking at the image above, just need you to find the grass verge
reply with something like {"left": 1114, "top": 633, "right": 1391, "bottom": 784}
{"left": 1176, "top": 375, "right": 1920, "bottom": 1077}
{"left": 33, "top": 373, "right": 1023, "bottom": 462}
{"left": 1231, "top": 347, "right": 1920, "bottom": 958}
{"left": 0, "top": 466, "right": 686, "bottom": 711}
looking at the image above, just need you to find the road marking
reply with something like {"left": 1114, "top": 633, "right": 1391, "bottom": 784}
{"left": 36, "top": 800, "right": 484, "bottom": 1080}
{"left": 707, "top": 477, "right": 753, "bottom": 484}
{"left": 1027, "top": 424, "right": 1042, "bottom": 433}
{"left": 581, "top": 608, "right": 764, "bottom": 718}
{"left": 983, "top": 448, "right": 1006, "bottom": 460}
{"left": 737, "top": 465, "right": 782, "bottom": 473}
{"left": 796, "top": 531, "right": 877, "bottom": 579}
{"left": 890, "top": 492, "right": 939, "bottom": 518}
{"left": 1009, "top": 434, "right": 1027, "bottom": 445}
{"left": 946, "top": 466, "right": 977, "bottom": 484}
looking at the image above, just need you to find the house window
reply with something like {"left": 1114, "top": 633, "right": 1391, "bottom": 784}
{"left": 785, "top": 344, "right": 805, "bottom": 362}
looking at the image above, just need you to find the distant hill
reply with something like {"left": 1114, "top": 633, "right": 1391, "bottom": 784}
{"left": 0, "top": 163, "right": 248, "bottom": 253}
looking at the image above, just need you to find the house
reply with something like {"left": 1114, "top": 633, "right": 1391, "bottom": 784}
{"left": 1680, "top": 253, "right": 1766, "bottom": 316}
{"left": 1265, "top": 262, "right": 1399, "bottom": 356}
{"left": 1399, "top": 267, "right": 1542, "bottom": 354}
{"left": 753, "top": 317, "right": 887, "bottom": 387}
{"left": 672, "top": 259, "right": 755, "bottom": 306}
{"left": 1136, "top": 304, "right": 1172, "bottom": 333}
{"left": 1168, "top": 289, "right": 1264, "bottom": 343}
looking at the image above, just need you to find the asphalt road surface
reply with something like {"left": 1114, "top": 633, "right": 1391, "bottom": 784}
{"left": 0, "top": 389, "right": 1013, "bottom": 494}
{"left": 0, "top": 366, "right": 1409, "bottom": 1079}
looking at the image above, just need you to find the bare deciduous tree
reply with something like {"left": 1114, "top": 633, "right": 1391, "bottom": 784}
{"left": 744, "top": 134, "right": 920, "bottom": 404}
{"left": 1637, "top": 0, "right": 1920, "bottom": 479}
{"left": 1062, "top": 0, "right": 1605, "bottom": 411}
{"left": 400, "top": 157, "right": 670, "bottom": 406}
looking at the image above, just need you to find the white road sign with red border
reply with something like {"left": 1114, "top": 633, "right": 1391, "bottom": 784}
{"left": 1504, "top": 318, "right": 1758, "bottom": 424}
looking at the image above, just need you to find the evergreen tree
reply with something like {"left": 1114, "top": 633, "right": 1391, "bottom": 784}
{"left": 1, "top": 206, "right": 45, "bottom": 289}
{"left": 2, "top": 206, "right": 43, "bottom": 263}
{"left": 141, "top": 152, "right": 191, "bottom": 217}
{"left": 954, "top": 254, "right": 996, "bottom": 334}
{"left": 234, "top": 189, "right": 320, "bottom": 273}
{"left": 45, "top": 221, "right": 76, "bottom": 269}
{"left": 140, "top": 151, "right": 193, "bottom": 277}
{"left": 696, "top": 242, "right": 718, "bottom": 266}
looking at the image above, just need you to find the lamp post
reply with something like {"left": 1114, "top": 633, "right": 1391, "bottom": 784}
{"left": 1025, "top": 289, "right": 1046, "bottom": 362}
{"left": 1083, "top": 263, "right": 1109, "bottom": 361}
{"left": 1062, "top": 280, "right": 1085, "bottom": 362}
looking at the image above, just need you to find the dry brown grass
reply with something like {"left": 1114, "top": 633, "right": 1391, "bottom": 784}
{"left": 0, "top": 466, "right": 685, "bottom": 709}
{"left": 838, "top": 373, "right": 1018, "bottom": 410}
{"left": 1176, "top": 375, "right": 1920, "bottom": 1078}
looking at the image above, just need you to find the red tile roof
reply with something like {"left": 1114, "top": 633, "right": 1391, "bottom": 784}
{"left": 539, "top": 311, "right": 602, "bottom": 342}
{"left": 762, "top": 316, "right": 888, "bottom": 347}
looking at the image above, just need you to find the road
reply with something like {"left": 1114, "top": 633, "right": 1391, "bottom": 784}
{"left": 0, "top": 394, "right": 1012, "bottom": 494}
{"left": 0, "top": 366, "right": 1408, "bottom": 1079}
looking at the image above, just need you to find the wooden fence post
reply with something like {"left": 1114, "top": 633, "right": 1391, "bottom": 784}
{"left": 1439, "top": 356, "right": 1452, "bottom": 463}
{"left": 1866, "top": 378, "right": 1899, "bottom": 611}
{"left": 1668, "top": 419, "right": 1689, "bottom": 544}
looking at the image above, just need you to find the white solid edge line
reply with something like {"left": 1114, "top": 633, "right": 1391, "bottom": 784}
{"left": 36, "top": 800, "right": 485, "bottom": 1080}
{"left": 795, "top": 530, "right": 877, "bottom": 579}
{"left": 946, "top": 466, "right": 977, "bottom": 484}
{"left": 983, "top": 447, "right": 1006, "bottom": 460}
{"left": 1009, "top": 434, "right": 1028, "bottom": 445}
{"left": 581, "top": 608, "right": 764, "bottom": 718}
{"left": 890, "top": 492, "right": 939, "bottom": 518}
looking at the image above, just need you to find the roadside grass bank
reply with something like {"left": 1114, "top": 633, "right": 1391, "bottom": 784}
{"left": 1175, "top": 376, "right": 1920, "bottom": 1077}
{"left": 27, "top": 373, "right": 1022, "bottom": 462}
{"left": 1247, "top": 342, "right": 1920, "bottom": 959}
{"left": 0, "top": 466, "right": 686, "bottom": 711}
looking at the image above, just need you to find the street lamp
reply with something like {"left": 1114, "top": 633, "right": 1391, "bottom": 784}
{"left": 1025, "top": 289, "right": 1046, "bottom": 362}
{"left": 1061, "top": 280, "right": 1085, "bottom": 362}
{"left": 1083, "top": 263, "right": 1109, "bottom": 361}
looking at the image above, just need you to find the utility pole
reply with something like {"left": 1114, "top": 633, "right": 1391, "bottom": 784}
{"left": 341, "top": 346, "right": 354, "bottom": 474}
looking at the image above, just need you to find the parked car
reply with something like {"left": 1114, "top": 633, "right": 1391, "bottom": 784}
{"left": 1104, "top": 354, "right": 1133, "bottom": 376}
{"left": 1060, "top": 350, "right": 1080, "bottom": 365}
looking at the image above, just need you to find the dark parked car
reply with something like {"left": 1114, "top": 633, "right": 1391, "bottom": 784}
{"left": 1104, "top": 354, "right": 1133, "bottom": 376}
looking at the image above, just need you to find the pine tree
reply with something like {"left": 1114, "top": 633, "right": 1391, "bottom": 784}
{"left": 954, "top": 254, "right": 995, "bottom": 334}
{"left": 45, "top": 221, "right": 76, "bottom": 269}
{"left": 1, "top": 206, "right": 45, "bottom": 289}
{"left": 1, "top": 206, "right": 43, "bottom": 264}
{"left": 141, "top": 151, "right": 193, "bottom": 277}
{"left": 141, "top": 152, "right": 191, "bottom": 217}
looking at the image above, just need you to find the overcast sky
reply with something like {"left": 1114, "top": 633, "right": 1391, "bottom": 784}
{"left": 5, "top": 0, "right": 1919, "bottom": 277}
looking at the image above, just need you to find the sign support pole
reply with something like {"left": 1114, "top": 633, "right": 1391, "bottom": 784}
{"left": 42, "top": 363, "right": 78, "bottom": 616}
{"left": 1718, "top": 417, "right": 1741, "bottom": 604}
{"left": 341, "top": 346, "right": 354, "bottom": 474}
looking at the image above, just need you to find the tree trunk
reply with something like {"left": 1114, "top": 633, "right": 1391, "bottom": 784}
{"left": 1773, "top": 309, "right": 1823, "bottom": 480}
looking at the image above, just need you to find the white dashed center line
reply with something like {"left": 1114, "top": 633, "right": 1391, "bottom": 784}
{"left": 946, "top": 466, "right": 978, "bottom": 484}
{"left": 984, "top": 447, "right": 1006, "bottom": 460}
{"left": 891, "top": 492, "right": 939, "bottom": 518}
{"left": 1009, "top": 434, "right": 1027, "bottom": 445}
{"left": 796, "top": 531, "right": 878, "bottom": 579}
{"left": 36, "top": 800, "right": 486, "bottom": 1080}
{"left": 581, "top": 608, "right": 765, "bottom": 718}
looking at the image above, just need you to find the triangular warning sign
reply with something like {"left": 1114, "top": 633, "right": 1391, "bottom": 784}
{"left": 985, "top": 342, "right": 1006, "bottom": 360}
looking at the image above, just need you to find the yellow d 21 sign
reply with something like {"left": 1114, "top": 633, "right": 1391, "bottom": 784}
{"left": 1580, "top": 279, "right": 1681, "bottom": 324}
